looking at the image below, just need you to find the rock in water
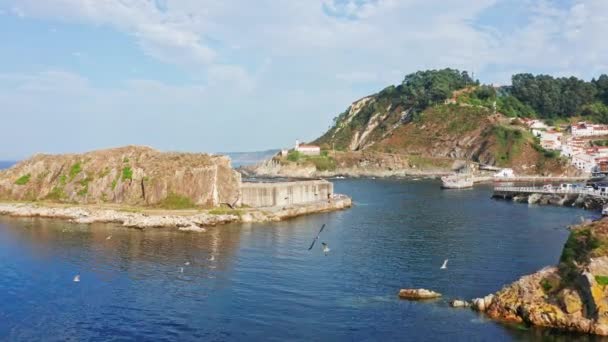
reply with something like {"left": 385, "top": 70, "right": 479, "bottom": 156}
{"left": 474, "top": 219, "right": 608, "bottom": 336}
{"left": 398, "top": 288, "right": 442, "bottom": 300}
{"left": 450, "top": 299, "right": 470, "bottom": 308}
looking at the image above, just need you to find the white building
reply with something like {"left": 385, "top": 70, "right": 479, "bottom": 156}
{"left": 571, "top": 122, "right": 608, "bottom": 137}
{"left": 561, "top": 138, "right": 587, "bottom": 158}
{"left": 538, "top": 131, "right": 562, "bottom": 150}
{"left": 295, "top": 140, "right": 320, "bottom": 156}
{"left": 572, "top": 153, "right": 596, "bottom": 173}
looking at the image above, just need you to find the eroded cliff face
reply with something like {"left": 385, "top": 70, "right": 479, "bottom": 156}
{"left": 474, "top": 220, "right": 608, "bottom": 335}
{"left": 0, "top": 146, "right": 241, "bottom": 207}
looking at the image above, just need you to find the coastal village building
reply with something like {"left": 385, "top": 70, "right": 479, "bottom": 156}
{"left": 535, "top": 130, "right": 562, "bottom": 150}
{"left": 518, "top": 119, "right": 608, "bottom": 174}
{"left": 295, "top": 140, "right": 321, "bottom": 156}
{"left": 561, "top": 137, "right": 587, "bottom": 158}
{"left": 571, "top": 122, "right": 608, "bottom": 137}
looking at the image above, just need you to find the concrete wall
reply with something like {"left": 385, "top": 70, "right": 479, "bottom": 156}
{"left": 240, "top": 180, "right": 333, "bottom": 208}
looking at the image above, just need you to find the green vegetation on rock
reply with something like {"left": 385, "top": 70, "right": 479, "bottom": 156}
{"left": 158, "top": 193, "right": 196, "bottom": 209}
{"left": 14, "top": 174, "right": 31, "bottom": 185}
{"left": 560, "top": 226, "right": 605, "bottom": 282}
{"left": 122, "top": 166, "right": 133, "bottom": 181}
{"left": 208, "top": 208, "right": 243, "bottom": 217}
{"left": 69, "top": 162, "right": 82, "bottom": 180}
{"left": 595, "top": 275, "right": 608, "bottom": 287}
{"left": 491, "top": 126, "right": 526, "bottom": 166}
{"left": 283, "top": 151, "right": 336, "bottom": 171}
{"left": 45, "top": 186, "right": 65, "bottom": 201}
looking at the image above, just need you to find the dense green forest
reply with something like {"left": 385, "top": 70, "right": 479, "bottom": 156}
{"left": 326, "top": 69, "right": 608, "bottom": 142}
{"left": 464, "top": 73, "right": 608, "bottom": 123}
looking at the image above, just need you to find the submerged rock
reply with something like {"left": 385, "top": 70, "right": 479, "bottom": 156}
{"left": 450, "top": 299, "right": 470, "bottom": 308}
{"left": 398, "top": 288, "right": 442, "bottom": 300}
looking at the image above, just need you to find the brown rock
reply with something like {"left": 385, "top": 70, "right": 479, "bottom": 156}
{"left": 0, "top": 146, "right": 241, "bottom": 207}
{"left": 558, "top": 288, "right": 583, "bottom": 314}
{"left": 398, "top": 288, "right": 442, "bottom": 300}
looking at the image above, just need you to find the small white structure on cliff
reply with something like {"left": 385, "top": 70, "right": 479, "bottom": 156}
{"left": 494, "top": 168, "right": 515, "bottom": 178}
{"left": 295, "top": 140, "right": 320, "bottom": 156}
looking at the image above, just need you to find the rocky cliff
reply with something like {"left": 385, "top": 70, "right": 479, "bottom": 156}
{"left": 473, "top": 219, "right": 608, "bottom": 335}
{"left": 313, "top": 98, "right": 572, "bottom": 175}
{"left": 0, "top": 146, "right": 241, "bottom": 207}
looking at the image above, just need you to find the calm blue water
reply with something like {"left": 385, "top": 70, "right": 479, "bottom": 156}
{"left": 0, "top": 179, "right": 601, "bottom": 341}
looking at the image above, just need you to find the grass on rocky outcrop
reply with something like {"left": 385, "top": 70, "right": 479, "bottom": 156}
{"left": 595, "top": 275, "right": 608, "bottom": 287}
{"left": 559, "top": 222, "right": 608, "bottom": 284}
{"left": 69, "top": 162, "right": 82, "bottom": 181}
{"left": 122, "top": 166, "right": 133, "bottom": 181}
{"left": 14, "top": 174, "right": 31, "bottom": 185}
{"left": 157, "top": 193, "right": 196, "bottom": 210}
{"left": 491, "top": 126, "right": 526, "bottom": 166}
{"left": 283, "top": 151, "right": 337, "bottom": 171}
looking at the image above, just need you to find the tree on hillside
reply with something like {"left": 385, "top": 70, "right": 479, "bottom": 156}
{"left": 400, "top": 68, "right": 475, "bottom": 112}
{"left": 511, "top": 73, "right": 597, "bottom": 118}
{"left": 594, "top": 75, "right": 608, "bottom": 104}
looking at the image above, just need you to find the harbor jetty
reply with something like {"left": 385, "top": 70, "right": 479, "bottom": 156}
{"left": 492, "top": 185, "right": 608, "bottom": 211}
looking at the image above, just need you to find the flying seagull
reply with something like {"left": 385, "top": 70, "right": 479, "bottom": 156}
{"left": 209, "top": 255, "right": 215, "bottom": 261}
{"left": 179, "top": 267, "right": 184, "bottom": 273}
{"left": 440, "top": 259, "right": 448, "bottom": 270}
{"left": 184, "top": 261, "right": 190, "bottom": 266}
{"left": 73, "top": 275, "right": 80, "bottom": 282}
{"left": 322, "top": 242, "right": 331, "bottom": 256}
{"left": 308, "top": 224, "right": 326, "bottom": 250}
{"left": 106, "top": 235, "right": 112, "bottom": 240}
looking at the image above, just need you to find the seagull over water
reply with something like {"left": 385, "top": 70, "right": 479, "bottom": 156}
{"left": 209, "top": 255, "right": 215, "bottom": 261}
{"left": 308, "top": 224, "right": 326, "bottom": 250}
{"left": 322, "top": 242, "right": 331, "bottom": 256}
{"left": 73, "top": 275, "right": 80, "bottom": 282}
{"left": 106, "top": 235, "right": 112, "bottom": 240}
{"left": 184, "top": 261, "right": 190, "bottom": 266}
{"left": 440, "top": 259, "right": 448, "bottom": 270}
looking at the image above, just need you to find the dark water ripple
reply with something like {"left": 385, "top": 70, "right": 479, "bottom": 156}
{"left": 0, "top": 179, "right": 604, "bottom": 341}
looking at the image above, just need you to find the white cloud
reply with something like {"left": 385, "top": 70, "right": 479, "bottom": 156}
{"left": 1, "top": 0, "right": 608, "bottom": 158}
{"left": 10, "top": 0, "right": 216, "bottom": 66}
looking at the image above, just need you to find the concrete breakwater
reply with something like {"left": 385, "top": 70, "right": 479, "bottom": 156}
{"left": 0, "top": 195, "right": 352, "bottom": 231}
{"left": 492, "top": 188, "right": 608, "bottom": 211}
{"left": 241, "top": 180, "right": 333, "bottom": 207}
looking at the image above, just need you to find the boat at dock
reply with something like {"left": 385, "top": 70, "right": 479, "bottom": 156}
{"left": 441, "top": 174, "right": 474, "bottom": 189}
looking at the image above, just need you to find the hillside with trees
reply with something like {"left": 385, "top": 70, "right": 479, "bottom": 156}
{"left": 255, "top": 69, "right": 607, "bottom": 177}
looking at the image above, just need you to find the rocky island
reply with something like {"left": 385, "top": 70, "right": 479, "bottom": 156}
{"left": 0, "top": 146, "right": 351, "bottom": 230}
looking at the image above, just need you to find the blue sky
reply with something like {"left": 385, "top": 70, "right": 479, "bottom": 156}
{"left": 0, "top": 0, "right": 606, "bottom": 159}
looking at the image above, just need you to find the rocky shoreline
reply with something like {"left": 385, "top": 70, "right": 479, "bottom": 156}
{"left": 467, "top": 219, "right": 608, "bottom": 336}
{"left": 0, "top": 196, "right": 352, "bottom": 231}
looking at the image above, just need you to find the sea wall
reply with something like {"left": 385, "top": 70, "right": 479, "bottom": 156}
{"left": 240, "top": 180, "right": 333, "bottom": 208}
